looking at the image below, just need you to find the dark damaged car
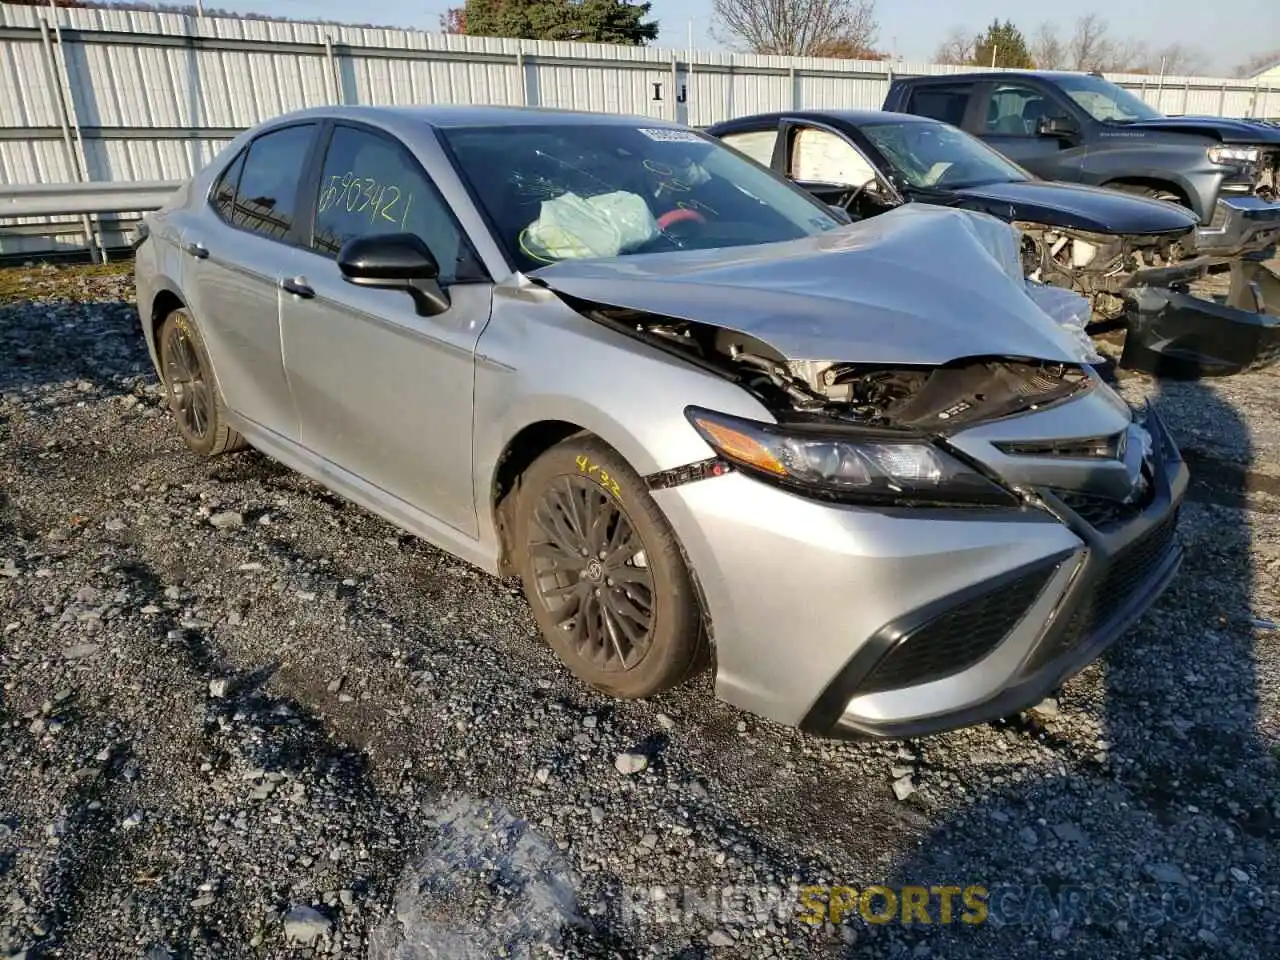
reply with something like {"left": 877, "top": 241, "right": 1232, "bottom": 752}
{"left": 707, "top": 109, "right": 1280, "bottom": 377}
{"left": 134, "top": 106, "right": 1187, "bottom": 739}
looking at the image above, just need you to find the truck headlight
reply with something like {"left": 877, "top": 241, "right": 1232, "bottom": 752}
{"left": 1208, "top": 145, "right": 1260, "bottom": 165}
{"left": 685, "top": 407, "right": 1018, "bottom": 506}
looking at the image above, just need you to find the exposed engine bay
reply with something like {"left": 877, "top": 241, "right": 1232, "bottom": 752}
{"left": 1015, "top": 222, "right": 1192, "bottom": 321}
{"left": 569, "top": 297, "right": 1091, "bottom": 431}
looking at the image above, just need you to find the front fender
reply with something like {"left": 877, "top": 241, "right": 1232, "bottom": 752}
{"left": 471, "top": 282, "right": 776, "bottom": 552}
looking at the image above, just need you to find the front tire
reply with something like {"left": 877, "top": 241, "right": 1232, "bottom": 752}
{"left": 157, "top": 309, "right": 246, "bottom": 458}
{"left": 512, "top": 434, "right": 706, "bottom": 699}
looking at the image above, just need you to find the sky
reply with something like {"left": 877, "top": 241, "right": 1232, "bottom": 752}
{"left": 222, "top": 0, "right": 1276, "bottom": 76}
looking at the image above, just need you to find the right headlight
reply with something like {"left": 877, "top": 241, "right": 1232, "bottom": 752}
{"left": 685, "top": 407, "right": 1018, "bottom": 507}
{"left": 1207, "top": 145, "right": 1260, "bottom": 165}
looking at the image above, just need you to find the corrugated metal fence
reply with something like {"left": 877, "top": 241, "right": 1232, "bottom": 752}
{"left": 1, "top": 3, "right": 1278, "bottom": 255}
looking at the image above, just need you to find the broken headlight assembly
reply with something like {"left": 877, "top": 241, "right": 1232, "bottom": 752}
{"left": 685, "top": 407, "right": 1018, "bottom": 506}
{"left": 1207, "top": 145, "right": 1260, "bottom": 165}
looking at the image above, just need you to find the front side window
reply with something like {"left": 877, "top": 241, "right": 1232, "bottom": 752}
{"left": 984, "top": 83, "right": 1054, "bottom": 136}
{"left": 905, "top": 85, "right": 974, "bottom": 127}
{"left": 720, "top": 128, "right": 779, "bottom": 167}
{"left": 439, "top": 123, "right": 841, "bottom": 273}
{"left": 311, "top": 125, "right": 483, "bottom": 283}
{"left": 790, "top": 127, "right": 878, "bottom": 187}
{"left": 232, "top": 123, "right": 317, "bottom": 241}
{"left": 860, "top": 120, "right": 1030, "bottom": 190}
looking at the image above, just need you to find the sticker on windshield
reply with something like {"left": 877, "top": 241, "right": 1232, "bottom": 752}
{"left": 638, "top": 127, "right": 704, "bottom": 142}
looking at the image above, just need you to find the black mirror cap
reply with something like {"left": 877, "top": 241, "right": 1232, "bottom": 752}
{"left": 337, "top": 233, "right": 440, "bottom": 282}
{"left": 1037, "top": 116, "right": 1078, "bottom": 138}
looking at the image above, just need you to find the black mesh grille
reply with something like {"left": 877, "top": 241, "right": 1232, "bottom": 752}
{"left": 1024, "top": 509, "right": 1179, "bottom": 673}
{"left": 1052, "top": 490, "right": 1144, "bottom": 530}
{"left": 854, "top": 563, "right": 1058, "bottom": 696}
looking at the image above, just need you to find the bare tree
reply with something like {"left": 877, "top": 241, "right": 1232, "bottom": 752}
{"left": 711, "top": 0, "right": 878, "bottom": 57}
{"left": 1067, "top": 13, "right": 1112, "bottom": 71}
{"left": 933, "top": 25, "right": 973, "bottom": 66}
{"left": 1234, "top": 48, "right": 1280, "bottom": 78}
{"left": 1145, "top": 42, "right": 1207, "bottom": 76}
{"left": 1031, "top": 21, "right": 1065, "bottom": 69}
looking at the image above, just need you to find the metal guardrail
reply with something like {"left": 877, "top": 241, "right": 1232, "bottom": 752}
{"left": 0, "top": 180, "right": 179, "bottom": 219}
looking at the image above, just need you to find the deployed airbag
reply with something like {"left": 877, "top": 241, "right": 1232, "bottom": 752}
{"left": 524, "top": 191, "right": 658, "bottom": 261}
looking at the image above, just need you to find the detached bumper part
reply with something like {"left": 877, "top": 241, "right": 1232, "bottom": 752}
{"left": 1120, "top": 260, "right": 1280, "bottom": 378}
{"left": 801, "top": 408, "right": 1189, "bottom": 740}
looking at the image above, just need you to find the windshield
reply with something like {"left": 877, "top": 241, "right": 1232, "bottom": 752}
{"left": 859, "top": 120, "right": 1031, "bottom": 190}
{"left": 438, "top": 123, "right": 841, "bottom": 272}
{"left": 1052, "top": 74, "right": 1163, "bottom": 122}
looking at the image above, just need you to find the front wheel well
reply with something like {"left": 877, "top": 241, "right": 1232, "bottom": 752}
{"left": 492, "top": 420, "right": 588, "bottom": 575}
{"left": 1101, "top": 177, "right": 1192, "bottom": 208}
{"left": 149, "top": 289, "right": 186, "bottom": 351}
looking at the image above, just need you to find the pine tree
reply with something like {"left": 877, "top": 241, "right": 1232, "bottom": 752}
{"left": 462, "top": 0, "right": 659, "bottom": 45}
{"left": 971, "top": 19, "right": 1034, "bottom": 69}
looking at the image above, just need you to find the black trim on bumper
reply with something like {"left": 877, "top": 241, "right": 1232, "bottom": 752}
{"left": 799, "top": 406, "right": 1191, "bottom": 741}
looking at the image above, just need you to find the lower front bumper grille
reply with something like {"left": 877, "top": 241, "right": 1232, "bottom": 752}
{"left": 854, "top": 561, "right": 1059, "bottom": 696}
{"left": 1023, "top": 509, "right": 1179, "bottom": 674}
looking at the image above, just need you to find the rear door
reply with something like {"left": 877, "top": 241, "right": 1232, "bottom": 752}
{"left": 182, "top": 121, "right": 320, "bottom": 441}
{"left": 972, "top": 80, "right": 1086, "bottom": 179}
{"left": 278, "top": 121, "right": 494, "bottom": 536}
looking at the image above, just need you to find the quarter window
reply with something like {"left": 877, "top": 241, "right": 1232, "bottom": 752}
{"left": 906, "top": 85, "right": 973, "bottom": 127}
{"left": 719, "top": 129, "right": 779, "bottom": 167}
{"left": 311, "top": 125, "right": 482, "bottom": 284}
{"left": 983, "top": 84, "right": 1053, "bottom": 136}
{"left": 231, "top": 123, "right": 317, "bottom": 241}
{"left": 210, "top": 148, "right": 246, "bottom": 222}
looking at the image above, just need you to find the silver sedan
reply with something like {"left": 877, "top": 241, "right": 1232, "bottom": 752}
{"left": 133, "top": 105, "right": 1188, "bottom": 739}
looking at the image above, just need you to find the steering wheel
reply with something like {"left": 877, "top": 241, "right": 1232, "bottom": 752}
{"left": 837, "top": 179, "right": 875, "bottom": 213}
{"left": 655, "top": 207, "right": 707, "bottom": 247}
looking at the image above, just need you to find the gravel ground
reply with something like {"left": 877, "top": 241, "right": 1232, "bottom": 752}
{"left": 0, "top": 262, "right": 1277, "bottom": 960}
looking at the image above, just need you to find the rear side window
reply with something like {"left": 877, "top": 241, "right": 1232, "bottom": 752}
{"left": 231, "top": 123, "right": 317, "bottom": 242}
{"left": 907, "top": 85, "right": 973, "bottom": 127}
{"left": 310, "top": 124, "right": 484, "bottom": 283}
{"left": 720, "top": 129, "right": 779, "bottom": 167}
{"left": 211, "top": 148, "right": 246, "bottom": 222}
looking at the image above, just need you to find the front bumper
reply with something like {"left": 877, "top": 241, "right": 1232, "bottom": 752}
{"left": 653, "top": 405, "right": 1188, "bottom": 740}
{"left": 1190, "top": 195, "right": 1280, "bottom": 259}
{"left": 1120, "top": 259, "right": 1280, "bottom": 378}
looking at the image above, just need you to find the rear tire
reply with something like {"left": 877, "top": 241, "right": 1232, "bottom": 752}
{"left": 512, "top": 434, "right": 706, "bottom": 699}
{"left": 157, "top": 309, "right": 246, "bottom": 458}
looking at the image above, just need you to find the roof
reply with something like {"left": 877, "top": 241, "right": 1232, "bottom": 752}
{"left": 707, "top": 109, "right": 936, "bottom": 130}
{"left": 302, "top": 103, "right": 686, "bottom": 129}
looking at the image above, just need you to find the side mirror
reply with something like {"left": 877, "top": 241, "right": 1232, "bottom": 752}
{"left": 1036, "top": 115, "right": 1079, "bottom": 139}
{"left": 337, "top": 233, "right": 449, "bottom": 316}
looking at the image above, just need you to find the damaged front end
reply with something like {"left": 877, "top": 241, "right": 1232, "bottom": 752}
{"left": 573, "top": 294, "right": 1090, "bottom": 435}
{"left": 1015, "top": 204, "right": 1280, "bottom": 378}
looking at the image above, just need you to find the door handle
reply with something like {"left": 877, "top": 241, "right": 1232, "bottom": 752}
{"left": 184, "top": 240, "right": 209, "bottom": 259}
{"left": 279, "top": 276, "right": 315, "bottom": 299}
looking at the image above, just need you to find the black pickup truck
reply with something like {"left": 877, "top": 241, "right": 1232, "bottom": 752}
{"left": 882, "top": 71, "right": 1280, "bottom": 261}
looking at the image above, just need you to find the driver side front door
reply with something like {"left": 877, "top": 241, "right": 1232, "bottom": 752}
{"left": 278, "top": 121, "right": 494, "bottom": 537}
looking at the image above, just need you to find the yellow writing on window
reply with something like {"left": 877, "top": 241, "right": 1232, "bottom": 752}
{"left": 318, "top": 170, "right": 415, "bottom": 230}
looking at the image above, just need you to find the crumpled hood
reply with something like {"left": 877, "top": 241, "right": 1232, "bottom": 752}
{"left": 947, "top": 179, "right": 1199, "bottom": 235}
{"left": 530, "top": 204, "right": 1092, "bottom": 366}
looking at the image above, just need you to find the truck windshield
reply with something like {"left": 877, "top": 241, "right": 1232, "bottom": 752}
{"left": 1053, "top": 75, "right": 1164, "bottom": 123}
{"left": 438, "top": 123, "right": 842, "bottom": 273}
{"left": 860, "top": 120, "right": 1031, "bottom": 190}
